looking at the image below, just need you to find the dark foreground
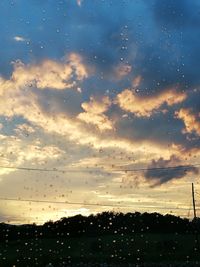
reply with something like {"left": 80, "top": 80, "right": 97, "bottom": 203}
{"left": 44, "top": 263, "right": 200, "bottom": 267}
{"left": 1, "top": 212, "right": 200, "bottom": 267}
{"left": 1, "top": 233, "right": 200, "bottom": 267}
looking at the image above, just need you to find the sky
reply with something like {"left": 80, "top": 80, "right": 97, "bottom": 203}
{"left": 0, "top": 0, "right": 200, "bottom": 224}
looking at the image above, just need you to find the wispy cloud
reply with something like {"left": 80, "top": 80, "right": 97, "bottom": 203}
{"left": 13, "top": 36, "right": 27, "bottom": 42}
{"left": 76, "top": 0, "right": 83, "bottom": 7}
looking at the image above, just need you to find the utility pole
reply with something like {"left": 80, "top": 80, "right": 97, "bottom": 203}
{"left": 192, "top": 182, "right": 199, "bottom": 252}
{"left": 192, "top": 182, "right": 197, "bottom": 219}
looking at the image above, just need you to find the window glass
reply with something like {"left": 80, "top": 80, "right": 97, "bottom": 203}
{"left": 0, "top": 1, "right": 200, "bottom": 266}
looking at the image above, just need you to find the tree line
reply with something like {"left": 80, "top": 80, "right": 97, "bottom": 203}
{"left": 0, "top": 211, "right": 199, "bottom": 242}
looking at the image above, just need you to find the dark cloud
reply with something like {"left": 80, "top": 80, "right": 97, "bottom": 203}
{"left": 144, "top": 155, "right": 198, "bottom": 186}
{"left": 35, "top": 89, "right": 83, "bottom": 117}
{"left": 112, "top": 102, "right": 200, "bottom": 151}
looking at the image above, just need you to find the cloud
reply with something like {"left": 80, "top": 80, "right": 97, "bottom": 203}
{"left": 77, "top": 96, "right": 114, "bottom": 131}
{"left": 0, "top": 64, "right": 161, "bottom": 156}
{"left": 0, "top": 133, "right": 64, "bottom": 177}
{"left": 0, "top": 58, "right": 187, "bottom": 159}
{"left": 113, "top": 64, "right": 132, "bottom": 80}
{"left": 78, "top": 113, "right": 113, "bottom": 132}
{"left": 15, "top": 123, "right": 36, "bottom": 136}
{"left": 144, "top": 155, "right": 198, "bottom": 186}
{"left": 13, "top": 36, "right": 27, "bottom": 42}
{"left": 132, "top": 76, "right": 142, "bottom": 88}
{"left": 116, "top": 88, "right": 187, "bottom": 117}
{"left": 8, "top": 53, "right": 88, "bottom": 90}
{"left": 176, "top": 108, "right": 200, "bottom": 136}
{"left": 81, "top": 96, "right": 111, "bottom": 114}
{"left": 76, "top": 0, "right": 83, "bottom": 7}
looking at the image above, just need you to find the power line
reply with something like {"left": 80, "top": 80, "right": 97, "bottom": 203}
{"left": 0, "top": 197, "right": 194, "bottom": 211}
{"left": 0, "top": 164, "right": 198, "bottom": 217}
{"left": 0, "top": 165, "right": 64, "bottom": 173}
{"left": 0, "top": 163, "right": 199, "bottom": 173}
{"left": 0, "top": 197, "right": 120, "bottom": 207}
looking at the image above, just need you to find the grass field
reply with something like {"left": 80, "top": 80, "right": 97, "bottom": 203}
{"left": 0, "top": 233, "right": 200, "bottom": 266}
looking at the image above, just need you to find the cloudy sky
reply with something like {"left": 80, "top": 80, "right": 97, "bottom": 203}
{"left": 0, "top": 0, "right": 200, "bottom": 224}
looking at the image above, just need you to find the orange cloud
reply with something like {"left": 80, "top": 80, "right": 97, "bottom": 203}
{"left": 10, "top": 53, "right": 88, "bottom": 90}
{"left": 0, "top": 73, "right": 182, "bottom": 157}
{"left": 81, "top": 96, "right": 111, "bottom": 114}
{"left": 114, "top": 64, "right": 132, "bottom": 80}
{"left": 0, "top": 56, "right": 185, "bottom": 170}
{"left": 132, "top": 75, "right": 142, "bottom": 88}
{"left": 176, "top": 108, "right": 200, "bottom": 136}
{"left": 77, "top": 96, "right": 114, "bottom": 131}
{"left": 116, "top": 88, "right": 187, "bottom": 117}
